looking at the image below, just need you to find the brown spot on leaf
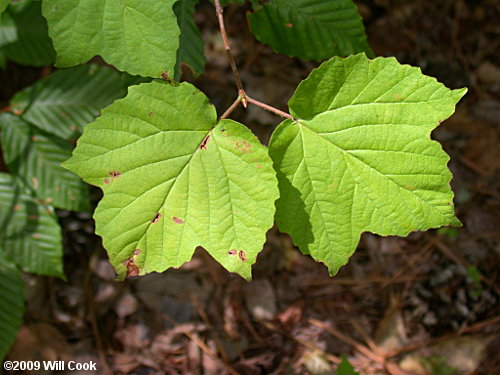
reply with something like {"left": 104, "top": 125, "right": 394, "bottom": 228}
{"left": 109, "top": 171, "right": 121, "bottom": 178}
{"left": 13, "top": 205, "right": 22, "bottom": 211}
{"left": 152, "top": 213, "right": 162, "bottom": 223}
{"left": 396, "top": 94, "right": 403, "bottom": 101}
{"left": 133, "top": 249, "right": 141, "bottom": 256}
{"left": 162, "top": 71, "right": 171, "bottom": 82}
{"left": 228, "top": 249, "right": 237, "bottom": 256}
{"left": 235, "top": 140, "right": 251, "bottom": 153}
{"left": 173, "top": 216, "right": 184, "bottom": 224}
{"left": 200, "top": 134, "right": 210, "bottom": 150}
{"left": 123, "top": 258, "right": 139, "bottom": 277}
{"left": 31, "top": 136, "right": 38, "bottom": 142}
{"left": 70, "top": 125, "right": 77, "bottom": 131}
{"left": 32, "top": 177, "right": 39, "bottom": 190}
{"left": 104, "top": 178, "right": 110, "bottom": 184}
{"left": 238, "top": 250, "right": 247, "bottom": 262}
{"left": 256, "top": 164, "right": 262, "bottom": 169}
{"left": 286, "top": 23, "right": 293, "bottom": 27}
{"left": 32, "top": 233, "right": 42, "bottom": 239}
{"left": 406, "top": 185, "right": 415, "bottom": 190}
{"left": 148, "top": 112, "right": 154, "bottom": 117}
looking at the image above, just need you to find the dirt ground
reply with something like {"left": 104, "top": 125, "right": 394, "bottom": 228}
{"left": 1, "top": 0, "right": 499, "bottom": 374}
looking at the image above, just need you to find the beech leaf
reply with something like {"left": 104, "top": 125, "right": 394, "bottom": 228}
{"left": 63, "top": 81, "right": 278, "bottom": 280}
{"left": 0, "top": 113, "right": 90, "bottom": 212}
{"left": 174, "top": 0, "right": 206, "bottom": 79}
{"left": 0, "top": 253, "right": 24, "bottom": 360}
{"left": 269, "top": 54, "right": 466, "bottom": 275}
{"left": 248, "top": 0, "right": 372, "bottom": 60}
{"left": 0, "top": 173, "right": 64, "bottom": 278}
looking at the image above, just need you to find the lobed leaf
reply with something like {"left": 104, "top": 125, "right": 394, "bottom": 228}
{"left": 0, "top": 113, "right": 90, "bottom": 212}
{"left": 174, "top": 0, "right": 206, "bottom": 79}
{"left": 42, "top": 0, "right": 180, "bottom": 78}
{"left": 64, "top": 81, "right": 279, "bottom": 280}
{"left": 0, "top": 253, "right": 24, "bottom": 360}
{"left": 10, "top": 65, "right": 130, "bottom": 140}
{"left": 269, "top": 54, "right": 466, "bottom": 275}
{"left": 248, "top": 0, "right": 372, "bottom": 60}
{"left": 0, "top": 173, "right": 64, "bottom": 278}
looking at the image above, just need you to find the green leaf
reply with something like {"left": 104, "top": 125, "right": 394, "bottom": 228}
{"left": 0, "top": 11, "right": 17, "bottom": 46}
{"left": 42, "top": 0, "right": 180, "bottom": 78}
{"left": 1, "top": 0, "right": 55, "bottom": 66}
{"left": 248, "top": 0, "right": 372, "bottom": 60}
{"left": 336, "top": 357, "right": 358, "bottom": 375}
{"left": 0, "top": 173, "right": 64, "bottom": 278}
{"left": 10, "top": 65, "right": 131, "bottom": 139}
{"left": 174, "top": 0, "right": 206, "bottom": 79}
{"left": 0, "top": 0, "right": 10, "bottom": 15}
{"left": 0, "top": 113, "right": 90, "bottom": 212}
{"left": 269, "top": 54, "right": 466, "bottom": 275}
{"left": 0, "top": 253, "right": 24, "bottom": 360}
{"left": 63, "top": 81, "right": 278, "bottom": 280}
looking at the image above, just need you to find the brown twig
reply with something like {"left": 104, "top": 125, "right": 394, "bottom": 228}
{"left": 213, "top": 0, "right": 245, "bottom": 104}
{"left": 213, "top": 0, "right": 298, "bottom": 121}
{"left": 221, "top": 96, "right": 242, "bottom": 119}
{"left": 158, "top": 312, "right": 240, "bottom": 375}
{"left": 259, "top": 320, "right": 342, "bottom": 364}
{"left": 308, "top": 318, "right": 384, "bottom": 363}
{"left": 246, "top": 95, "right": 294, "bottom": 120}
{"left": 84, "top": 251, "right": 112, "bottom": 375}
{"left": 386, "top": 314, "right": 500, "bottom": 358}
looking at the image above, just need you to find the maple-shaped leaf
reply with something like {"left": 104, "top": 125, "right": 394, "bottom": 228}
{"left": 269, "top": 54, "right": 466, "bottom": 275}
{"left": 63, "top": 81, "right": 278, "bottom": 280}
{"left": 42, "top": 0, "right": 179, "bottom": 77}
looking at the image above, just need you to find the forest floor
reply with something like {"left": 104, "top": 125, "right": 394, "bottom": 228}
{"left": 2, "top": 0, "right": 499, "bottom": 374}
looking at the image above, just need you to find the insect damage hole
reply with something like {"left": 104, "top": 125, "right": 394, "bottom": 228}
{"left": 152, "top": 213, "right": 162, "bottom": 223}
{"left": 123, "top": 249, "right": 141, "bottom": 277}
{"left": 123, "top": 258, "right": 139, "bottom": 277}
{"left": 199, "top": 134, "right": 210, "bottom": 150}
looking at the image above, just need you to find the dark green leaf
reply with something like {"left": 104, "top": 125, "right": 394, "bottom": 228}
{"left": 336, "top": 357, "right": 358, "bottom": 375}
{"left": 1, "top": 0, "right": 55, "bottom": 66}
{"left": 248, "top": 0, "right": 372, "bottom": 60}
{"left": 10, "top": 64, "right": 130, "bottom": 139}
{"left": 0, "top": 253, "right": 24, "bottom": 360}
{"left": 0, "top": 173, "right": 64, "bottom": 278}
{"left": 0, "top": 113, "right": 90, "bottom": 212}
{"left": 174, "top": 0, "right": 206, "bottom": 79}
